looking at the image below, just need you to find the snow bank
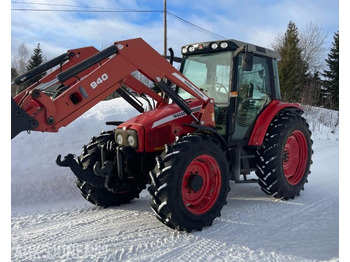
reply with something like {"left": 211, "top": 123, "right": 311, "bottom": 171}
{"left": 11, "top": 98, "right": 339, "bottom": 261}
{"left": 303, "top": 105, "right": 339, "bottom": 141}
{"left": 11, "top": 98, "right": 140, "bottom": 208}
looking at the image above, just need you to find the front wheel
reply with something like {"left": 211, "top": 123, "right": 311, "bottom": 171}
{"left": 148, "top": 134, "right": 230, "bottom": 232}
{"left": 255, "top": 111, "right": 313, "bottom": 200}
{"left": 76, "top": 131, "right": 143, "bottom": 207}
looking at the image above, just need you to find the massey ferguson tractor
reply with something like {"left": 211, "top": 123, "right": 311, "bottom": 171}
{"left": 11, "top": 37, "right": 312, "bottom": 232}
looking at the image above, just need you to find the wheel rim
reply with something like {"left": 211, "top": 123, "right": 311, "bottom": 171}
{"left": 282, "top": 130, "right": 308, "bottom": 185}
{"left": 182, "top": 155, "right": 222, "bottom": 215}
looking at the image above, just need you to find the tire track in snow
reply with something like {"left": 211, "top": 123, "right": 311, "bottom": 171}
{"left": 12, "top": 191, "right": 338, "bottom": 262}
{"left": 11, "top": 139, "right": 339, "bottom": 261}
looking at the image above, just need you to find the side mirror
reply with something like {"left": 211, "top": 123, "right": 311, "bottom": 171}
{"left": 242, "top": 52, "right": 253, "bottom": 71}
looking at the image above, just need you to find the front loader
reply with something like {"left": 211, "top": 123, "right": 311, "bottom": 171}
{"left": 11, "top": 37, "right": 312, "bottom": 232}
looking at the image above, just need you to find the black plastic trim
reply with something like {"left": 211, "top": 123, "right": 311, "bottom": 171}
{"left": 13, "top": 53, "right": 70, "bottom": 85}
{"left": 57, "top": 45, "right": 118, "bottom": 83}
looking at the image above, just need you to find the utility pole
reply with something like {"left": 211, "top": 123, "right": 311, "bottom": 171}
{"left": 163, "top": 0, "right": 167, "bottom": 57}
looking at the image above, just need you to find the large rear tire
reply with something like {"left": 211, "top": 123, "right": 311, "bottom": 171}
{"left": 255, "top": 111, "right": 313, "bottom": 200}
{"left": 148, "top": 134, "right": 230, "bottom": 232}
{"left": 76, "top": 131, "right": 143, "bottom": 207}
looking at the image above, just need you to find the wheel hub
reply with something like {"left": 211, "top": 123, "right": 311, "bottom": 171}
{"left": 282, "top": 130, "right": 308, "bottom": 185}
{"left": 187, "top": 173, "right": 204, "bottom": 193}
{"left": 181, "top": 154, "right": 222, "bottom": 215}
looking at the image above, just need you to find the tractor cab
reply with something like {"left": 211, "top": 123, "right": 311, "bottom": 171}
{"left": 178, "top": 39, "right": 281, "bottom": 143}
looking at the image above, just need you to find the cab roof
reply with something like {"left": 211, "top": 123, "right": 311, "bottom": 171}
{"left": 181, "top": 39, "right": 281, "bottom": 61}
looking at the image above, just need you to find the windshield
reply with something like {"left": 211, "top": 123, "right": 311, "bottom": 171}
{"left": 178, "top": 51, "right": 233, "bottom": 105}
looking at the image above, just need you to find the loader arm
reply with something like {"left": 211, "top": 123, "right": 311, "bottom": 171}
{"left": 11, "top": 38, "right": 214, "bottom": 139}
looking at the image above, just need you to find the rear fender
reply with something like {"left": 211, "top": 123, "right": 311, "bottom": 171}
{"left": 248, "top": 100, "right": 303, "bottom": 146}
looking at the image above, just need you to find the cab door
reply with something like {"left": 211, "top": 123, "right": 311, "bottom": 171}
{"left": 231, "top": 54, "right": 273, "bottom": 140}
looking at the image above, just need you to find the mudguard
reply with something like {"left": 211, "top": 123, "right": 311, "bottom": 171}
{"left": 248, "top": 100, "right": 303, "bottom": 146}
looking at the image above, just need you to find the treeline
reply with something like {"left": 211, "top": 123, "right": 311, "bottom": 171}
{"left": 11, "top": 21, "right": 339, "bottom": 110}
{"left": 11, "top": 43, "right": 45, "bottom": 97}
{"left": 273, "top": 21, "right": 339, "bottom": 110}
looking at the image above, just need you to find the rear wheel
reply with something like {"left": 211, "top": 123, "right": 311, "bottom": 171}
{"left": 148, "top": 134, "right": 230, "bottom": 232}
{"left": 255, "top": 111, "right": 313, "bottom": 199}
{"left": 76, "top": 131, "right": 143, "bottom": 207}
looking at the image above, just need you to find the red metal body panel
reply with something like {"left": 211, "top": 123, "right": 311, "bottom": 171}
{"left": 248, "top": 100, "right": 303, "bottom": 146}
{"left": 14, "top": 46, "right": 99, "bottom": 104}
{"left": 118, "top": 99, "right": 202, "bottom": 152}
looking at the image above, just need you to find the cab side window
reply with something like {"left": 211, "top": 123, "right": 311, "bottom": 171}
{"left": 232, "top": 54, "right": 272, "bottom": 139}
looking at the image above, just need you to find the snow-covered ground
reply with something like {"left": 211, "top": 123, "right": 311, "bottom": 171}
{"left": 11, "top": 98, "right": 339, "bottom": 261}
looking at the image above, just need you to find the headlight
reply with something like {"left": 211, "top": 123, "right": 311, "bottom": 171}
{"left": 127, "top": 135, "right": 136, "bottom": 147}
{"left": 188, "top": 46, "right": 195, "bottom": 52}
{"left": 220, "top": 42, "right": 228, "bottom": 48}
{"left": 210, "top": 43, "right": 218, "bottom": 49}
{"left": 116, "top": 134, "right": 123, "bottom": 144}
{"left": 115, "top": 129, "right": 139, "bottom": 149}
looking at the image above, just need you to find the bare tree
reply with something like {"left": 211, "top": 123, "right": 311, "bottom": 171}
{"left": 11, "top": 68, "right": 19, "bottom": 97}
{"left": 11, "top": 43, "right": 30, "bottom": 96}
{"left": 299, "top": 22, "right": 328, "bottom": 73}
{"left": 271, "top": 22, "right": 328, "bottom": 105}
{"left": 271, "top": 22, "right": 327, "bottom": 73}
{"left": 12, "top": 43, "right": 30, "bottom": 75}
{"left": 299, "top": 71, "right": 323, "bottom": 106}
{"left": 270, "top": 32, "right": 284, "bottom": 52}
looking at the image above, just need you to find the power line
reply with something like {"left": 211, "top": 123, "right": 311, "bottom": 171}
{"left": 11, "top": 1, "right": 103, "bottom": 9}
{"left": 11, "top": 2, "right": 162, "bottom": 12}
{"left": 11, "top": 1, "right": 145, "bottom": 11}
{"left": 167, "top": 12, "right": 226, "bottom": 39}
{"left": 11, "top": 2, "right": 226, "bottom": 40}
{"left": 11, "top": 8, "right": 163, "bottom": 13}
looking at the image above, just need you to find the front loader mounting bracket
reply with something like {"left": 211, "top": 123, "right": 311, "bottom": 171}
{"left": 56, "top": 154, "right": 105, "bottom": 188}
{"left": 11, "top": 97, "right": 39, "bottom": 139}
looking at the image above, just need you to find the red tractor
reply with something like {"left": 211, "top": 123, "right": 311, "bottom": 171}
{"left": 11, "top": 38, "right": 312, "bottom": 232}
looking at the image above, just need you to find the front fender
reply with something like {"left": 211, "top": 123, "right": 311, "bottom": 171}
{"left": 248, "top": 100, "right": 303, "bottom": 146}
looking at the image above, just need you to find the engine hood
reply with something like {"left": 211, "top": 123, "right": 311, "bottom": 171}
{"left": 117, "top": 99, "right": 202, "bottom": 152}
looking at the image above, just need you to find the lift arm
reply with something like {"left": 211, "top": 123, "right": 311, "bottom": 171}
{"left": 11, "top": 38, "right": 214, "bottom": 139}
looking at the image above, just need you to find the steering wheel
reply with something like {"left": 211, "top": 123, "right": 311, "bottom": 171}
{"left": 214, "top": 82, "right": 228, "bottom": 93}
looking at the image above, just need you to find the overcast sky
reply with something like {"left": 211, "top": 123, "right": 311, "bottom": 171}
{"left": 10, "top": 0, "right": 339, "bottom": 62}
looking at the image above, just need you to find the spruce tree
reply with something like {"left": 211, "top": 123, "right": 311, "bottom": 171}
{"left": 26, "top": 43, "right": 45, "bottom": 87}
{"left": 278, "top": 21, "right": 308, "bottom": 102}
{"left": 323, "top": 31, "right": 339, "bottom": 110}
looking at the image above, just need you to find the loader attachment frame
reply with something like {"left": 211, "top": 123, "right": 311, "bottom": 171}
{"left": 11, "top": 97, "right": 38, "bottom": 139}
{"left": 11, "top": 38, "right": 214, "bottom": 139}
